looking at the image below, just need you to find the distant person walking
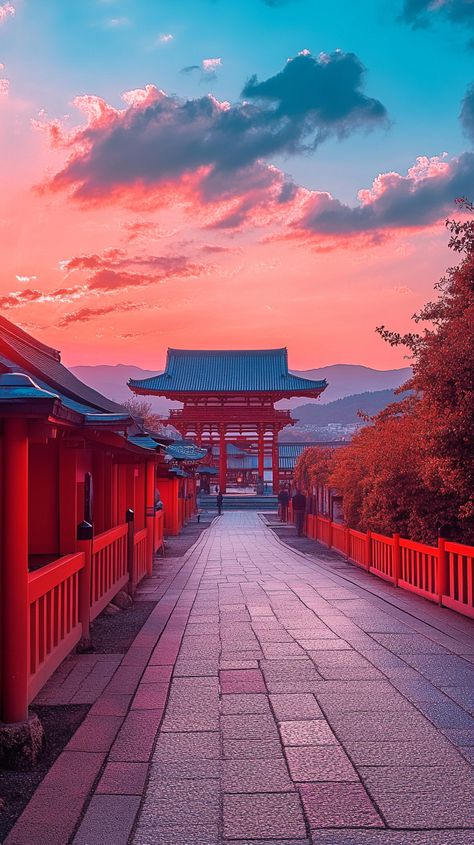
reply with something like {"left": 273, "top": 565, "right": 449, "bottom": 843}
{"left": 292, "top": 489, "right": 307, "bottom": 536}
{"left": 217, "top": 491, "right": 224, "bottom": 515}
{"left": 278, "top": 488, "right": 289, "bottom": 523}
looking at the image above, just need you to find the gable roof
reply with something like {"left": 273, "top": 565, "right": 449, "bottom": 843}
{"left": 129, "top": 348, "right": 327, "bottom": 397}
{"left": 0, "top": 315, "right": 127, "bottom": 415}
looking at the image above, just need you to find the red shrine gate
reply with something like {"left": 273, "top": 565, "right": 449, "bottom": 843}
{"left": 129, "top": 348, "right": 326, "bottom": 493}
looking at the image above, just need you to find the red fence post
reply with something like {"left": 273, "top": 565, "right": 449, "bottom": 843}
{"left": 366, "top": 530, "right": 372, "bottom": 572}
{"left": 437, "top": 536, "right": 448, "bottom": 606}
{"left": 145, "top": 460, "right": 155, "bottom": 577}
{"left": 328, "top": 519, "right": 333, "bottom": 549}
{"left": 77, "top": 520, "right": 93, "bottom": 647}
{"left": 126, "top": 508, "right": 135, "bottom": 594}
{"left": 392, "top": 533, "right": 400, "bottom": 587}
{"left": 345, "top": 527, "right": 351, "bottom": 559}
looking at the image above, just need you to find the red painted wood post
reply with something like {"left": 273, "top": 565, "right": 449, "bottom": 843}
{"left": 126, "top": 508, "right": 135, "bottom": 593}
{"left": 392, "top": 533, "right": 400, "bottom": 587}
{"left": 328, "top": 519, "right": 333, "bottom": 549}
{"left": 345, "top": 527, "right": 351, "bottom": 559}
{"left": 366, "top": 530, "right": 372, "bottom": 572}
{"left": 437, "top": 536, "right": 449, "bottom": 606}
{"left": 59, "top": 443, "right": 78, "bottom": 555}
{"left": 145, "top": 459, "right": 155, "bottom": 576}
{"left": 77, "top": 520, "right": 93, "bottom": 645}
{"left": 272, "top": 434, "right": 279, "bottom": 494}
{"left": 219, "top": 425, "right": 227, "bottom": 493}
{"left": 2, "top": 418, "right": 29, "bottom": 723}
{"left": 258, "top": 426, "right": 265, "bottom": 483}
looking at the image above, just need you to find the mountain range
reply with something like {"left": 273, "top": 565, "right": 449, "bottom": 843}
{"left": 291, "top": 388, "right": 407, "bottom": 427}
{"left": 70, "top": 363, "right": 412, "bottom": 417}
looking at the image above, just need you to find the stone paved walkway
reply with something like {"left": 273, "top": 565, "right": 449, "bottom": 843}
{"left": 7, "top": 513, "right": 474, "bottom": 845}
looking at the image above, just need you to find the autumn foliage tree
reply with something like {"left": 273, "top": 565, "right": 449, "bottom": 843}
{"left": 329, "top": 199, "right": 474, "bottom": 544}
{"left": 294, "top": 446, "right": 335, "bottom": 494}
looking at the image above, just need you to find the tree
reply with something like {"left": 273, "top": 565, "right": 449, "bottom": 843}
{"left": 294, "top": 446, "right": 335, "bottom": 493}
{"left": 330, "top": 199, "right": 474, "bottom": 544}
{"left": 122, "top": 396, "right": 164, "bottom": 432}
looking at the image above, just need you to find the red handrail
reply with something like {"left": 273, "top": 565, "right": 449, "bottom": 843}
{"left": 302, "top": 516, "right": 474, "bottom": 620}
{"left": 90, "top": 523, "right": 128, "bottom": 620}
{"left": 443, "top": 541, "right": 474, "bottom": 619}
{"left": 154, "top": 510, "right": 164, "bottom": 553}
{"left": 370, "top": 533, "right": 394, "bottom": 583}
{"left": 28, "top": 552, "right": 84, "bottom": 702}
{"left": 133, "top": 527, "right": 148, "bottom": 589}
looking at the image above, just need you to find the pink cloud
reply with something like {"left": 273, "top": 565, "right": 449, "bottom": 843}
{"left": 298, "top": 153, "right": 474, "bottom": 239}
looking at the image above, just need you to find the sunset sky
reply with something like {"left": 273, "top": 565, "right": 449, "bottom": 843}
{"left": 1, "top": 0, "right": 473, "bottom": 370}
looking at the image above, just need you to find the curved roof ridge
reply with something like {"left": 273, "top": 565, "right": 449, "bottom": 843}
{"left": 129, "top": 348, "right": 326, "bottom": 397}
{"left": 167, "top": 347, "right": 287, "bottom": 356}
{"left": 0, "top": 314, "right": 61, "bottom": 361}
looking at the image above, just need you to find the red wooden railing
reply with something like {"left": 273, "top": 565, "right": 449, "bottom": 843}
{"left": 398, "top": 537, "right": 438, "bottom": 601}
{"left": 90, "top": 523, "right": 129, "bottom": 620}
{"left": 28, "top": 552, "right": 84, "bottom": 702}
{"left": 154, "top": 509, "right": 164, "bottom": 553}
{"left": 316, "top": 515, "right": 332, "bottom": 546}
{"left": 348, "top": 528, "right": 368, "bottom": 570}
{"left": 133, "top": 527, "right": 148, "bottom": 589}
{"left": 331, "top": 522, "right": 347, "bottom": 555}
{"left": 302, "top": 514, "right": 474, "bottom": 619}
{"left": 13, "top": 507, "right": 168, "bottom": 719}
{"left": 443, "top": 541, "right": 474, "bottom": 618}
{"left": 369, "top": 532, "right": 395, "bottom": 584}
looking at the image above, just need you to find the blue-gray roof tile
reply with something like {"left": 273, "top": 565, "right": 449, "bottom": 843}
{"left": 129, "top": 348, "right": 326, "bottom": 396}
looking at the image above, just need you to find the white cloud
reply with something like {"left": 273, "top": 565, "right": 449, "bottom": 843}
{"left": 159, "top": 33, "right": 174, "bottom": 43}
{"left": 202, "top": 58, "right": 222, "bottom": 74}
{"left": 0, "top": 3, "right": 15, "bottom": 25}
{"left": 105, "top": 16, "right": 130, "bottom": 28}
{"left": 16, "top": 274, "right": 38, "bottom": 283}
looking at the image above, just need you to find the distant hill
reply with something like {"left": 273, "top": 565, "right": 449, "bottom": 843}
{"left": 70, "top": 364, "right": 177, "bottom": 416}
{"left": 292, "top": 388, "right": 406, "bottom": 426}
{"left": 282, "top": 364, "right": 412, "bottom": 408}
{"left": 70, "top": 362, "right": 412, "bottom": 417}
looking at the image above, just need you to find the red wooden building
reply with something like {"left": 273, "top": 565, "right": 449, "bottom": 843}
{"left": 129, "top": 348, "right": 327, "bottom": 493}
{"left": 0, "top": 317, "right": 177, "bottom": 734}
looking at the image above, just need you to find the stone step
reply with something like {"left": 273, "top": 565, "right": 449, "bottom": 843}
{"left": 198, "top": 495, "right": 278, "bottom": 511}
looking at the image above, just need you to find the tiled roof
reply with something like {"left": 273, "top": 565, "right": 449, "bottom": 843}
{"left": 168, "top": 466, "right": 189, "bottom": 478}
{"left": 0, "top": 316, "right": 127, "bottom": 414}
{"left": 129, "top": 348, "right": 327, "bottom": 396}
{"left": 128, "top": 434, "right": 161, "bottom": 451}
{"left": 165, "top": 441, "right": 208, "bottom": 461}
{"left": 278, "top": 441, "right": 347, "bottom": 469}
{"left": 0, "top": 351, "right": 131, "bottom": 427}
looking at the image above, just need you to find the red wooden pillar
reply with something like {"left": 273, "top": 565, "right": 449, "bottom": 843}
{"left": 125, "top": 464, "right": 136, "bottom": 514}
{"left": 59, "top": 442, "right": 78, "bottom": 555}
{"left": 258, "top": 426, "right": 265, "bottom": 482}
{"left": 104, "top": 452, "right": 113, "bottom": 530}
{"left": 219, "top": 425, "right": 227, "bottom": 493}
{"left": 272, "top": 432, "right": 279, "bottom": 494}
{"left": 146, "top": 460, "right": 155, "bottom": 575}
{"left": 93, "top": 450, "right": 105, "bottom": 534}
{"left": 2, "top": 418, "right": 29, "bottom": 723}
